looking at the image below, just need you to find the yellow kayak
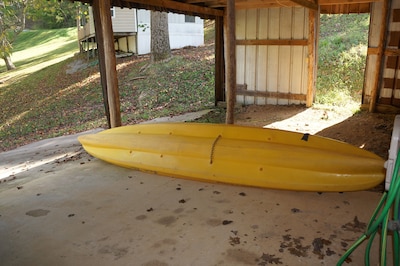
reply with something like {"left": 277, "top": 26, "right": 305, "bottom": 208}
{"left": 78, "top": 123, "right": 385, "bottom": 192}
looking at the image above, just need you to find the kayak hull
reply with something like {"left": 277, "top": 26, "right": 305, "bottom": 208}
{"left": 78, "top": 123, "right": 385, "bottom": 192}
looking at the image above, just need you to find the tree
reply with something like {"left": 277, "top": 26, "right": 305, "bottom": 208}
{"left": 0, "top": 0, "right": 28, "bottom": 70}
{"left": 150, "top": 11, "right": 171, "bottom": 62}
{"left": 26, "top": 0, "right": 78, "bottom": 29}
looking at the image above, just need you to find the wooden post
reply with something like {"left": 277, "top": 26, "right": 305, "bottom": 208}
{"left": 214, "top": 16, "right": 225, "bottom": 105}
{"left": 224, "top": 0, "right": 236, "bottom": 124}
{"left": 369, "top": 0, "right": 389, "bottom": 112}
{"left": 92, "top": 0, "right": 121, "bottom": 128}
{"left": 306, "top": 9, "right": 316, "bottom": 107}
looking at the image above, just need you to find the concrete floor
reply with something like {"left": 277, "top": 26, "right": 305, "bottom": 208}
{"left": 0, "top": 128, "right": 394, "bottom": 265}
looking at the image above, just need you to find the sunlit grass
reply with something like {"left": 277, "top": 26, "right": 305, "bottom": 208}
{"left": 316, "top": 14, "right": 370, "bottom": 109}
{"left": 0, "top": 27, "right": 78, "bottom": 81}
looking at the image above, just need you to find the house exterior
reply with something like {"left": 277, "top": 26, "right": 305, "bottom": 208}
{"left": 78, "top": 6, "right": 204, "bottom": 55}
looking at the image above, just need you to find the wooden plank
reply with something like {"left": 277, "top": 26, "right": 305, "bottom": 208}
{"left": 214, "top": 16, "right": 225, "bottom": 104}
{"left": 290, "top": 0, "right": 318, "bottom": 10}
{"left": 307, "top": 8, "right": 316, "bottom": 107}
{"left": 236, "top": 39, "right": 308, "bottom": 45}
{"left": 224, "top": 0, "right": 236, "bottom": 124}
{"left": 369, "top": 0, "right": 389, "bottom": 112}
{"left": 237, "top": 88, "right": 307, "bottom": 101}
{"left": 123, "top": 0, "right": 224, "bottom": 18}
{"left": 368, "top": 47, "right": 400, "bottom": 56}
{"left": 92, "top": 0, "right": 121, "bottom": 128}
{"left": 385, "top": 48, "right": 400, "bottom": 56}
{"left": 319, "top": 0, "right": 382, "bottom": 4}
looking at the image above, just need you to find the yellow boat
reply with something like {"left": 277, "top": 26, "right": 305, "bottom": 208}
{"left": 78, "top": 123, "right": 385, "bottom": 192}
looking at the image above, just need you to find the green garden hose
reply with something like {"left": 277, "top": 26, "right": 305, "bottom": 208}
{"left": 337, "top": 150, "right": 400, "bottom": 265}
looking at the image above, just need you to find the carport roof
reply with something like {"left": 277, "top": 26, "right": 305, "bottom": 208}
{"left": 76, "top": 0, "right": 380, "bottom": 18}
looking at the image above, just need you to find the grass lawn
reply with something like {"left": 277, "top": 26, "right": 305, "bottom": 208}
{"left": 0, "top": 15, "right": 370, "bottom": 151}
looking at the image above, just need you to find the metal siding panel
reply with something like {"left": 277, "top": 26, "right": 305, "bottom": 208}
{"left": 278, "top": 46, "right": 291, "bottom": 105}
{"left": 267, "top": 46, "right": 279, "bottom": 104}
{"left": 245, "top": 46, "right": 257, "bottom": 104}
{"left": 302, "top": 47, "right": 308, "bottom": 97}
{"left": 268, "top": 8, "right": 280, "bottom": 39}
{"left": 237, "top": 45, "right": 246, "bottom": 85}
{"left": 246, "top": 9, "right": 258, "bottom": 39}
{"left": 244, "top": 9, "right": 258, "bottom": 104}
{"left": 236, "top": 9, "right": 246, "bottom": 40}
{"left": 292, "top": 7, "right": 306, "bottom": 39}
{"left": 290, "top": 46, "right": 304, "bottom": 104}
{"left": 256, "top": 45, "right": 268, "bottom": 105}
{"left": 279, "top": 8, "right": 292, "bottom": 39}
{"left": 258, "top": 9, "right": 269, "bottom": 39}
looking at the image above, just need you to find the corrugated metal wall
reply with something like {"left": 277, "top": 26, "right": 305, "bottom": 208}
{"left": 235, "top": 7, "right": 309, "bottom": 105}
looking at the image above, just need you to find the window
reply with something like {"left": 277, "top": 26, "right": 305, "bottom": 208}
{"left": 185, "top": 15, "right": 195, "bottom": 23}
{"left": 110, "top": 7, "right": 115, "bottom": 18}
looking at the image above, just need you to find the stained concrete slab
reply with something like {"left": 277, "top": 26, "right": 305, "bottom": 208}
{"left": 0, "top": 124, "right": 394, "bottom": 265}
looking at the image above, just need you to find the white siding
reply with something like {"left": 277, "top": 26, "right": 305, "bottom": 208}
{"left": 137, "top": 10, "right": 204, "bottom": 55}
{"left": 112, "top": 7, "right": 137, "bottom": 32}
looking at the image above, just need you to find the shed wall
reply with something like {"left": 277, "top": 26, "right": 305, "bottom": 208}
{"left": 379, "top": 0, "right": 400, "bottom": 106}
{"left": 235, "top": 7, "right": 309, "bottom": 105}
{"left": 364, "top": 0, "right": 400, "bottom": 109}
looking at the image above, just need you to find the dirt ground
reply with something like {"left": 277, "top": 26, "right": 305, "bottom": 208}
{"left": 230, "top": 105, "right": 396, "bottom": 160}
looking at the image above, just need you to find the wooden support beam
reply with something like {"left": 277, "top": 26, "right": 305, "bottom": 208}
{"left": 123, "top": 0, "right": 224, "bottom": 18}
{"left": 369, "top": 0, "right": 389, "bottom": 113}
{"left": 237, "top": 89, "right": 307, "bottom": 101}
{"left": 214, "top": 16, "right": 225, "bottom": 104}
{"left": 306, "top": 8, "right": 317, "bottom": 107}
{"left": 92, "top": 0, "right": 122, "bottom": 128}
{"left": 224, "top": 0, "right": 236, "bottom": 124}
{"left": 290, "top": 0, "right": 318, "bottom": 10}
{"left": 236, "top": 39, "right": 308, "bottom": 46}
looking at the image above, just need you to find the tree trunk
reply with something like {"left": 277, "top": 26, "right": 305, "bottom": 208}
{"left": 150, "top": 11, "right": 171, "bottom": 62}
{"left": 3, "top": 56, "right": 16, "bottom": 70}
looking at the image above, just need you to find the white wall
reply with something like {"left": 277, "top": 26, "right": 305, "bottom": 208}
{"left": 136, "top": 10, "right": 204, "bottom": 55}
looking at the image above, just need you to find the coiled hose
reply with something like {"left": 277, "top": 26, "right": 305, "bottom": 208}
{"left": 337, "top": 150, "right": 400, "bottom": 265}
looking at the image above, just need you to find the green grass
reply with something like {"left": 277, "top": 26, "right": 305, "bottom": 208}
{"left": 0, "top": 27, "right": 78, "bottom": 77}
{"left": 0, "top": 16, "right": 371, "bottom": 151}
{"left": 0, "top": 27, "right": 215, "bottom": 151}
{"left": 316, "top": 14, "right": 370, "bottom": 108}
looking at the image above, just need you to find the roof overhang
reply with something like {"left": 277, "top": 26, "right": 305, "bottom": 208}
{"left": 76, "top": 0, "right": 383, "bottom": 18}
